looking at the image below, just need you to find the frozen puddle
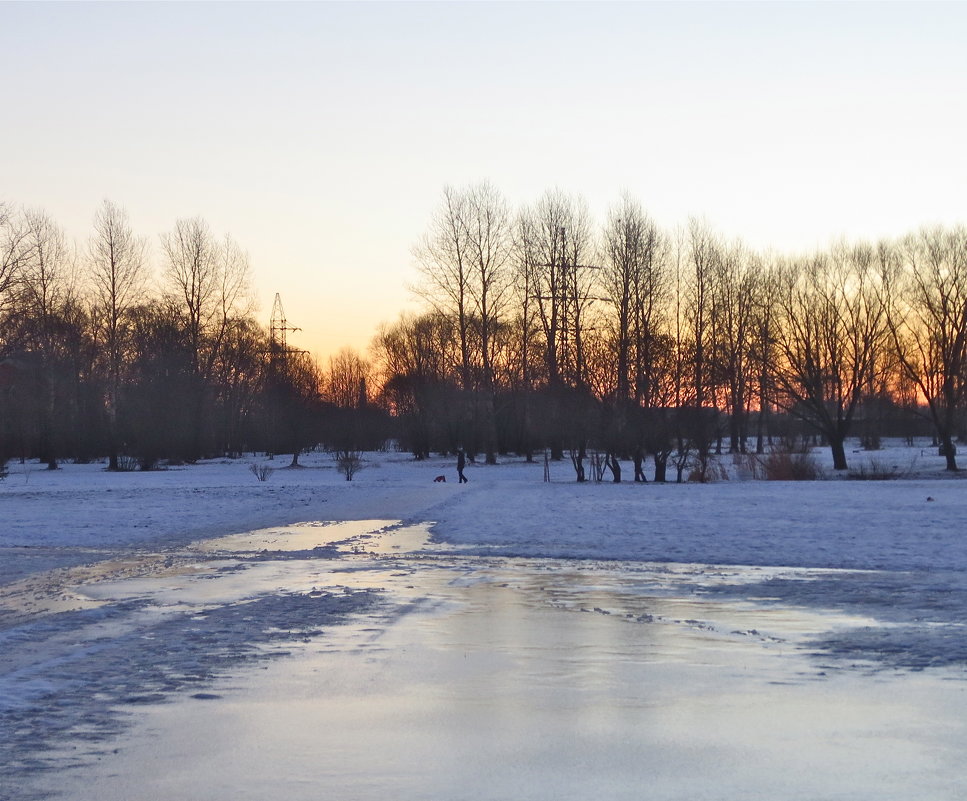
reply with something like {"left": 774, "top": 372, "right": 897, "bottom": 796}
{"left": 6, "top": 520, "right": 967, "bottom": 800}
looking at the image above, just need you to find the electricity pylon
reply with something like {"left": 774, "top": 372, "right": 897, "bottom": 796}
{"left": 269, "top": 293, "right": 301, "bottom": 368}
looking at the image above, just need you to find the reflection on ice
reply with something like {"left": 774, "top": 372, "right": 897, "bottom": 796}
{"left": 195, "top": 518, "right": 403, "bottom": 555}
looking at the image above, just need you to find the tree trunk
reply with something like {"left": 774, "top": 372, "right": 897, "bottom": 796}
{"left": 606, "top": 453, "right": 621, "bottom": 483}
{"left": 940, "top": 433, "right": 959, "bottom": 471}
{"left": 107, "top": 394, "right": 120, "bottom": 471}
{"left": 730, "top": 406, "right": 745, "bottom": 453}
{"left": 39, "top": 379, "right": 58, "bottom": 470}
{"left": 570, "top": 450, "right": 585, "bottom": 482}
{"left": 829, "top": 435, "right": 848, "bottom": 471}
{"left": 483, "top": 393, "right": 498, "bottom": 465}
{"left": 633, "top": 448, "right": 647, "bottom": 483}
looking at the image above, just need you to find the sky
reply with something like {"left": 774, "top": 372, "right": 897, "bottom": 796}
{"left": 3, "top": 1, "right": 967, "bottom": 360}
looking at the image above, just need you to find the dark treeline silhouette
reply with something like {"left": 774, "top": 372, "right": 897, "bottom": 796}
{"left": 1, "top": 191, "right": 962, "bottom": 479}
{"left": 372, "top": 184, "right": 963, "bottom": 478}
{"left": 0, "top": 201, "right": 390, "bottom": 471}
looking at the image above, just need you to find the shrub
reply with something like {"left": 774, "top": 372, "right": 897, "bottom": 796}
{"left": 757, "top": 449, "right": 823, "bottom": 481}
{"left": 115, "top": 455, "right": 139, "bottom": 472}
{"left": 334, "top": 450, "right": 364, "bottom": 481}
{"left": 249, "top": 463, "right": 274, "bottom": 482}
{"left": 688, "top": 460, "right": 729, "bottom": 483}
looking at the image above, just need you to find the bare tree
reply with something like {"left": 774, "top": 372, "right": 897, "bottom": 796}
{"left": 211, "top": 234, "right": 254, "bottom": 372}
{"left": 334, "top": 448, "right": 364, "bottom": 480}
{"left": 161, "top": 217, "right": 219, "bottom": 376}
{"left": 413, "top": 187, "right": 473, "bottom": 391}
{"left": 88, "top": 200, "right": 147, "bottom": 470}
{"left": 512, "top": 191, "right": 598, "bottom": 463}
{"left": 598, "top": 194, "right": 669, "bottom": 402}
{"left": 683, "top": 218, "right": 719, "bottom": 413}
{"left": 372, "top": 311, "right": 460, "bottom": 458}
{"left": 11, "top": 210, "right": 80, "bottom": 468}
{"left": 265, "top": 349, "right": 323, "bottom": 468}
{"left": 464, "top": 182, "right": 513, "bottom": 392}
{"left": 661, "top": 222, "right": 720, "bottom": 475}
{"left": 463, "top": 182, "right": 512, "bottom": 463}
{"left": 210, "top": 316, "right": 266, "bottom": 457}
{"left": 0, "top": 204, "right": 33, "bottom": 318}
{"left": 413, "top": 183, "right": 512, "bottom": 463}
{"left": 770, "top": 244, "right": 888, "bottom": 470}
{"left": 596, "top": 194, "right": 670, "bottom": 479}
{"left": 711, "top": 241, "right": 760, "bottom": 453}
{"left": 518, "top": 190, "right": 596, "bottom": 390}
{"left": 602, "top": 194, "right": 646, "bottom": 399}
{"left": 374, "top": 312, "right": 455, "bottom": 387}
{"left": 750, "top": 258, "right": 781, "bottom": 454}
{"left": 507, "top": 212, "right": 543, "bottom": 460}
{"left": 325, "top": 347, "right": 370, "bottom": 409}
{"left": 510, "top": 211, "right": 539, "bottom": 385}
{"left": 886, "top": 227, "right": 967, "bottom": 470}
{"left": 17, "top": 210, "right": 77, "bottom": 350}
{"left": 123, "top": 298, "right": 196, "bottom": 468}
{"left": 161, "top": 218, "right": 252, "bottom": 458}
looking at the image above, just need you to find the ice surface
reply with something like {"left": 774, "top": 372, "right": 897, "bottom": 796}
{"left": 18, "top": 534, "right": 967, "bottom": 801}
{"left": 2, "top": 444, "right": 966, "bottom": 799}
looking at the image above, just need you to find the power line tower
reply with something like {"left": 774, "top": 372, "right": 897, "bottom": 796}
{"left": 269, "top": 293, "right": 301, "bottom": 368}
{"left": 531, "top": 226, "right": 602, "bottom": 387}
{"left": 265, "top": 293, "right": 306, "bottom": 463}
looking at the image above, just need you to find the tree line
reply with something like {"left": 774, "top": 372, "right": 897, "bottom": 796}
{"left": 2, "top": 190, "right": 964, "bottom": 479}
{"left": 0, "top": 201, "right": 387, "bottom": 472}
{"left": 375, "top": 184, "right": 966, "bottom": 478}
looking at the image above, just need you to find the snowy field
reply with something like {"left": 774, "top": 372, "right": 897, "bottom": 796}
{"left": 2, "top": 441, "right": 967, "bottom": 799}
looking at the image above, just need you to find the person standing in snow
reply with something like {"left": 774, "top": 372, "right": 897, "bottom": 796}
{"left": 457, "top": 449, "right": 468, "bottom": 483}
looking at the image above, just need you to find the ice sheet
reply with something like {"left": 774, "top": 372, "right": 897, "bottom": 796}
{"left": 10, "top": 521, "right": 967, "bottom": 801}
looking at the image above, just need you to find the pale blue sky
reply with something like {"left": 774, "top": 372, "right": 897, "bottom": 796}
{"left": 3, "top": 1, "right": 966, "bottom": 357}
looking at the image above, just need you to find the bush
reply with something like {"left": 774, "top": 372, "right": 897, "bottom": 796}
{"left": 334, "top": 450, "right": 364, "bottom": 481}
{"left": 114, "top": 454, "right": 140, "bottom": 472}
{"left": 757, "top": 449, "right": 823, "bottom": 481}
{"left": 249, "top": 463, "right": 274, "bottom": 482}
{"left": 688, "top": 460, "right": 729, "bottom": 483}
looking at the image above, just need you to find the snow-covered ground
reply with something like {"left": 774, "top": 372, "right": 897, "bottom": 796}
{"left": 3, "top": 440, "right": 962, "bottom": 569}
{"left": 2, "top": 441, "right": 966, "bottom": 799}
